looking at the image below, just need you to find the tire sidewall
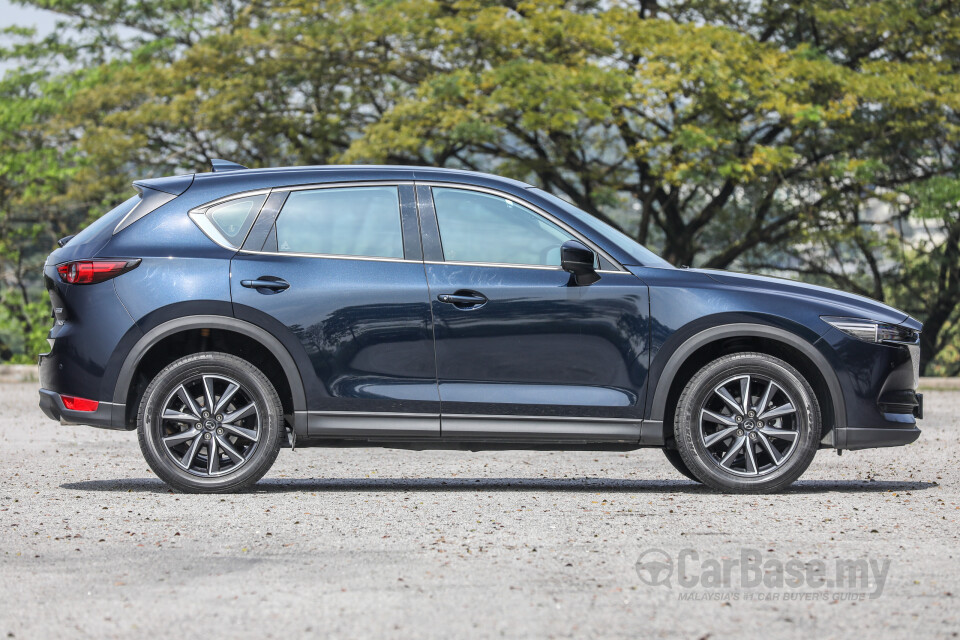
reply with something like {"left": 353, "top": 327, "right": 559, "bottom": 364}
{"left": 675, "top": 354, "right": 821, "bottom": 493}
{"left": 137, "top": 353, "right": 282, "bottom": 493}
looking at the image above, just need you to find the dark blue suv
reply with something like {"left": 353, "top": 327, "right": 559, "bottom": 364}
{"left": 38, "top": 162, "right": 923, "bottom": 493}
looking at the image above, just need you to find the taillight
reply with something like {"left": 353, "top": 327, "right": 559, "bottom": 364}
{"left": 56, "top": 259, "right": 140, "bottom": 284}
{"left": 61, "top": 395, "right": 99, "bottom": 411}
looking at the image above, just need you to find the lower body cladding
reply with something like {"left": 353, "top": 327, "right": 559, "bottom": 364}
{"left": 293, "top": 410, "right": 658, "bottom": 451}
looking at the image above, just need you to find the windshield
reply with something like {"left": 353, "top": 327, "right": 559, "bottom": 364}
{"left": 530, "top": 189, "right": 673, "bottom": 268}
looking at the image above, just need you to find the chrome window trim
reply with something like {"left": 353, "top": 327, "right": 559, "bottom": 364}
{"left": 227, "top": 182, "right": 411, "bottom": 260}
{"left": 189, "top": 188, "right": 273, "bottom": 215}
{"left": 236, "top": 248, "right": 422, "bottom": 264}
{"left": 423, "top": 259, "right": 622, "bottom": 274}
{"left": 417, "top": 181, "right": 626, "bottom": 272}
{"left": 188, "top": 189, "right": 271, "bottom": 250}
{"left": 189, "top": 211, "right": 239, "bottom": 250}
{"left": 193, "top": 179, "right": 627, "bottom": 271}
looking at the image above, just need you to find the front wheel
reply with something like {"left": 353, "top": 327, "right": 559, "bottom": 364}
{"left": 673, "top": 352, "right": 821, "bottom": 494}
{"left": 661, "top": 447, "right": 701, "bottom": 482}
{"left": 137, "top": 352, "right": 284, "bottom": 493}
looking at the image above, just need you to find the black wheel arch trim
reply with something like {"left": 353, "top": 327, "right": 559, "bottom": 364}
{"left": 646, "top": 322, "right": 846, "bottom": 430}
{"left": 112, "top": 314, "right": 307, "bottom": 414}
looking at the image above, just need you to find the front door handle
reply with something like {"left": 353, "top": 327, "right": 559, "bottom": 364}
{"left": 438, "top": 291, "right": 487, "bottom": 308}
{"left": 241, "top": 278, "right": 290, "bottom": 292}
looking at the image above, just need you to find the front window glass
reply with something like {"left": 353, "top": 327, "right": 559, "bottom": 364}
{"left": 275, "top": 186, "right": 404, "bottom": 259}
{"left": 432, "top": 187, "right": 573, "bottom": 266}
{"left": 530, "top": 188, "right": 673, "bottom": 268}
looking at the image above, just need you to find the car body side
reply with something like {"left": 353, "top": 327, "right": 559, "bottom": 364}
{"left": 38, "top": 165, "right": 921, "bottom": 451}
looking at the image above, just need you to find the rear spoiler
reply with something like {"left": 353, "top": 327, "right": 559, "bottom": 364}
{"left": 110, "top": 159, "right": 246, "bottom": 235}
{"left": 114, "top": 173, "right": 195, "bottom": 235}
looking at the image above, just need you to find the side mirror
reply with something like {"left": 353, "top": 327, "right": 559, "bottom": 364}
{"left": 561, "top": 240, "right": 601, "bottom": 286}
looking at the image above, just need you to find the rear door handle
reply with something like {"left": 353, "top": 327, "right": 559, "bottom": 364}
{"left": 241, "top": 278, "right": 290, "bottom": 292}
{"left": 438, "top": 292, "right": 487, "bottom": 308}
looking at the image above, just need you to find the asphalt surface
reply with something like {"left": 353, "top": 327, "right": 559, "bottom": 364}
{"left": 1, "top": 382, "right": 957, "bottom": 639}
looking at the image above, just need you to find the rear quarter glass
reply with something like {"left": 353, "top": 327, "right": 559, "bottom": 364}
{"left": 204, "top": 194, "right": 267, "bottom": 247}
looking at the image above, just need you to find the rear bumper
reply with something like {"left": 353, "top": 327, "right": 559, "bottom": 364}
{"left": 38, "top": 389, "right": 129, "bottom": 431}
{"left": 832, "top": 425, "right": 921, "bottom": 450}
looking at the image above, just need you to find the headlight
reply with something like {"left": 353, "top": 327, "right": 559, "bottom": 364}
{"left": 822, "top": 317, "right": 919, "bottom": 344}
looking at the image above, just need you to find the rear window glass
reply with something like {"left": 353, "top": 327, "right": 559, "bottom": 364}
{"left": 275, "top": 186, "right": 404, "bottom": 259}
{"left": 205, "top": 194, "right": 265, "bottom": 244}
{"left": 71, "top": 195, "right": 141, "bottom": 244}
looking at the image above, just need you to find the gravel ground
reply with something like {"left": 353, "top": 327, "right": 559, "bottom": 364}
{"left": 1, "top": 382, "right": 957, "bottom": 639}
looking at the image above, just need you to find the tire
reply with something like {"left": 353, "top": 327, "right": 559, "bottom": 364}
{"left": 674, "top": 352, "right": 821, "bottom": 494}
{"left": 661, "top": 447, "right": 701, "bottom": 482}
{"left": 137, "top": 352, "right": 284, "bottom": 493}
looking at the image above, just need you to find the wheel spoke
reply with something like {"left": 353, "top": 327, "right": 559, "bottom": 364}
{"left": 759, "top": 426, "right": 798, "bottom": 441}
{"left": 702, "top": 409, "right": 738, "bottom": 427}
{"left": 202, "top": 376, "right": 216, "bottom": 412}
{"left": 739, "top": 375, "right": 751, "bottom": 415}
{"left": 223, "top": 402, "right": 256, "bottom": 424}
{"left": 207, "top": 438, "right": 220, "bottom": 474}
{"left": 697, "top": 373, "right": 802, "bottom": 478}
{"left": 163, "top": 429, "right": 197, "bottom": 446}
{"left": 216, "top": 435, "right": 245, "bottom": 464}
{"left": 756, "top": 380, "right": 777, "bottom": 415}
{"left": 744, "top": 440, "right": 758, "bottom": 474}
{"left": 758, "top": 432, "right": 783, "bottom": 465}
{"left": 161, "top": 374, "right": 260, "bottom": 478}
{"left": 759, "top": 402, "right": 795, "bottom": 420}
{"left": 719, "top": 436, "right": 746, "bottom": 468}
{"left": 703, "top": 425, "right": 739, "bottom": 447}
{"left": 176, "top": 385, "right": 202, "bottom": 420}
{"left": 221, "top": 423, "right": 258, "bottom": 441}
{"left": 213, "top": 383, "right": 240, "bottom": 415}
{"left": 180, "top": 436, "right": 202, "bottom": 468}
{"left": 715, "top": 387, "right": 743, "bottom": 416}
{"left": 163, "top": 409, "right": 199, "bottom": 424}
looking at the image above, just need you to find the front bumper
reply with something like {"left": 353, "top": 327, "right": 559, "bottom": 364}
{"left": 818, "top": 326, "right": 923, "bottom": 450}
{"left": 38, "top": 389, "right": 128, "bottom": 431}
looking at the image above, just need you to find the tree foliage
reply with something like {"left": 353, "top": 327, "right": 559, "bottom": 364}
{"left": 1, "top": 0, "right": 959, "bottom": 372}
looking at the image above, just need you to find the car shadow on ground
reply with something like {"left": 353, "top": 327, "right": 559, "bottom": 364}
{"left": 60, "top": 477, "right": 939, "bottom": 494}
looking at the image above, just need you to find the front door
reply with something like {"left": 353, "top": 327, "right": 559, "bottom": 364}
{"left": 231, "top": 183, "right": 439, "bottom": 438}
{"left": 415, "top": 184, "right": 650, "bottom": 441}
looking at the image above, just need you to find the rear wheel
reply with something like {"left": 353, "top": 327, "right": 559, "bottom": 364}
{"left": 674, "top": 352, "right": 821, "bottom": 493}
{"left": 137, "top": 352, "right": 283, "bottom": 493}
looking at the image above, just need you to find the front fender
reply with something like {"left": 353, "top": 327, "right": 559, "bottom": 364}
{"left": 645, "top": 320, "right": 846, "bottom": 431}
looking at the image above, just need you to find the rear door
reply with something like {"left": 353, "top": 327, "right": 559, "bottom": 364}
{"left": 230, "top": 182, "right": 439, "bottom": 438}
{"left": 416, "top": 184, "right": 650, "bottom": 442}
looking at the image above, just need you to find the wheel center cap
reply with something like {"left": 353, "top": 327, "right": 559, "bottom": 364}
{"left": 204, "top": 420, "right": 216, "bottom": 430}
{"left": 743, "top": 419, "right": 755, "bottom": 430}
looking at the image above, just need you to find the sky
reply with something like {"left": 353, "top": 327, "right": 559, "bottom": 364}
{"left": 0, "top": 0, "right": 59, "bottom": 72}
{"left": 0, "top": 0, "right": 58, "bottom": 34}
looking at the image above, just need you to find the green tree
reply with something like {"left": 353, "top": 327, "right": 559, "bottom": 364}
{"left": 1, "top": 0, "right": 959, "bottom": 373}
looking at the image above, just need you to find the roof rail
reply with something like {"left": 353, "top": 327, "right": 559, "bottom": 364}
{"left": 211, "top": 159, "right": 249, "bottom": 172}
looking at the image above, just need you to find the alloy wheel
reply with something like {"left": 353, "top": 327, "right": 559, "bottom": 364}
{"left": 157, "top": 374, "right": 261, "bottom": 478}
{"left": 698, "top": 374, "right": 801, "bottom": 477}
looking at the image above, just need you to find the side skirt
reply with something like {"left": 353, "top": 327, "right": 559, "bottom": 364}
{"left": 290, "top": 438, "right": 650, "bottom": 452}
{"left": 296, "top": 411, "right": 666, "bottom": 449}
